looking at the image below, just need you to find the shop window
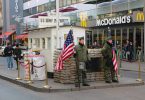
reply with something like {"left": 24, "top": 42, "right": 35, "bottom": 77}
{"left": 59, "top": 0, "right": 63, "bottom": 7}
{"left": 35, "top": 38, "right": 40, "bottom": 48}
{"left": 122, "top": 28, "right": 127, "bottom": 45}
{"left": 129, "top": 28, "right": 134, "bottom": 43}
{"left": 63, "top": 0, "right": 67, "bottom": 6}
{"left": 31, "top": 7, "right": 37, "bottom": 15}
{"left": 86, "top": 30, "right": 92, "bottom": 48}
{"left": 47, "top": 37, "right": 51, "bottom": 49}
{"left": 98, "top": 30, "right": 104, "bottom": 47}
{"left": 72, "top": 0, "right": 77, "bottom": 4}
{"left": 93, "top": 34, "right": 97, "bottom": 42}
{"left": 111, "top": 29, "right": 115, "bottom": 42}
{"left": 104, "top": 29, "right": 108, "bottom": 39}
{"left": 116, "top": 29, "right": 121, "bottom": 46}
{"left": 42, "top": 38, "right": 45, "bottom": 49}
{"left": 67, "top": 0, "right": 71, "bottom": 5}
{"left": 136, "top": 28, "right": 141, "bottom": 48}
{"left": 51, "top": 1, "right": 56, "bottom": 10}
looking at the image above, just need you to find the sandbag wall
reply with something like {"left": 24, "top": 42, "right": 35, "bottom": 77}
{"left": 54, "top": 49, "right": 104, "bottom": 84}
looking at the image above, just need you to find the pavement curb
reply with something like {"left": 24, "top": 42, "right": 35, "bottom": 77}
{"left": 0, "top": 74, "right": 144, "bottom": 93}
{"left": 121, "top": 69, "right": 145, "bottom": 73}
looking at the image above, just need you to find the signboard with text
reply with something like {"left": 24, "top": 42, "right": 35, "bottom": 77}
{"left": 132, "top": 11, "right": 144, "bottom": 22}
{"left": 96, "top": 16, "right": 131, "bottom": 26}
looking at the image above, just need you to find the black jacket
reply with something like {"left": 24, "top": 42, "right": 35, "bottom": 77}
{"left": 13, "top": 48, "right": 22, "bottom": 59}
{"left": 4, "top": 46, "right": 13, "bottom": 56}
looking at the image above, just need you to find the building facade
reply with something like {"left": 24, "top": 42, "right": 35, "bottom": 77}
{"left": 23, "top": 0, "right": 145, "bottom": 61}
{"left": 0, "top": 0, "right": 2, "bottom": 44}
{"left": 0, "top": 0, "right": 2, "bottom": 28}
{"left": 2, "top": 0, "right": 23, "bottom": 34}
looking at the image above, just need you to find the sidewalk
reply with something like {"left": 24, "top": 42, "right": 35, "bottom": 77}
{"left": 0, "top": 57, "right": 144, "bottom": 93}
{"left": 120, "top": 61, "right": 145, "bottom": 72}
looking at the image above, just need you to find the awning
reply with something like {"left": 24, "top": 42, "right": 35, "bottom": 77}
{"left": 4, "top": 32, "right": 14, "bottom": 37}
{"left": 84, "top": 0, "right": 114, "bottom": 4}
{"left": 30, "top": 13, "right": 47, "bottom": 18}
{"left": 59, "top": 7, "right": 78, "bottom": 12}
{"left": 15, "top": 34, "right": 28, "bottom": 40}
{"left": 0, "top": 31, "right": 15, "bottom": 38}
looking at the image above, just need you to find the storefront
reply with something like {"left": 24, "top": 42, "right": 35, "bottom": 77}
{"left": 86, "top": 11, "right": 144, "bottom": 61}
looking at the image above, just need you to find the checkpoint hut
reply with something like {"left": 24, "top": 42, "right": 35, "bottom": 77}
{"left": 28, "top": 26, "right": 87, "bottom": 77}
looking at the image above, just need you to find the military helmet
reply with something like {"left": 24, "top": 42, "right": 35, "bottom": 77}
{"left": 106, "top": 36, "right": 112, "bottom": 41}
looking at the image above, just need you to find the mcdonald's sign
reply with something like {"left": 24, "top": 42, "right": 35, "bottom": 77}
{"left": 133, "top": 11, "right": 145, "bottom": 22}
{"left": 79, "top": 12, "right": 88, "bottom": 27}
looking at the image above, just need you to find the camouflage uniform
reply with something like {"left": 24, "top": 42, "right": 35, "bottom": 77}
{"left": 101, "top": 41, "right": 118, "bottom": 83}
{"left": 75, "top": 44, "right": 89, "bottom": 86}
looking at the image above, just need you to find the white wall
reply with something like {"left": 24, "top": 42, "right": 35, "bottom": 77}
{"left": 58, "top": 27, "right": 86, "bottom": 48}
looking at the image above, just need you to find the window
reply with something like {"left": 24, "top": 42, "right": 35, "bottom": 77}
{"left": 67, "top": 0, "right": 71, "bottom": 5}
{"left": 35, "top": 38, "right": 40, "bottom": 48}
{"left": 42, "top": 38, "right": 45, "bottom": 49}
{"left": 72, "top": 0, "right": 77, "bottom": 4}
{"left": 47, "top": 37, "right": 51, "bottom": 49}
{"left": 50, "top": 1, "right": 56, "bottom": 10}
{"left": 63, "top": 0, "right": 67, "bottom": 6}
{"left": 38, "top": 5, "right": 45, "bottom": 13}
{"left": 44, "top": 2, "right": 51, "bottom": 11}
{"left": 23, "top": 9, "right": 32, "bottom": 17}
{"left": 23, "top": 0, "right": 31, "bottom": 3}
{"left": 59, "top": 0, "right": 63, "bottom": 7}
{"left": 31, "top": 7, "right": 37, "bottom": 15}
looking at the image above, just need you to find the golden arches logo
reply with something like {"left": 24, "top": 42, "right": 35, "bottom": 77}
{"left": 136, "top": 12, "right": 144, "bottom": 21}
{"left": 80, "top": 12, "right": 88, "bottom": 27}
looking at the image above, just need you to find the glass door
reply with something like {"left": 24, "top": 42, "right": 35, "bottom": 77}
{"left": 86, "top": 30, "right": 93, "bottom": 48}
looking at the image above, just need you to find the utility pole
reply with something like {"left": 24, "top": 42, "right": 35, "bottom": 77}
{"left": 56, "top": 0, "right": 60, "bottom": 49}
{"left": 144, "top": 0, "right": 145, "bottom": 62}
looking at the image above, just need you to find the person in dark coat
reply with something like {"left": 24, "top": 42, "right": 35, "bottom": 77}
{"left": 13, "top": 44, "right": 22, "bottom": 70}
{"left": 4, "top": 43, "right": 14, "bottom": 69}
{"left": 101, "top": 37, "right": 118, "bottom": 83}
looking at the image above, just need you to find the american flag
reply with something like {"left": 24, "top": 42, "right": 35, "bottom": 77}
{"left": 112, "top": 49, "right": 118, "bottom": 72}
{"left": 55, "top": 30, "right": 74, "bottom": 71}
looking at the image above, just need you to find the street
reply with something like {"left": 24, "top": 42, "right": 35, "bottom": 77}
{"left": 1, "top": 0, "right": 145, "bottom": 100}
{"left": 0, "top": 77, "right": 145, "bottom": 100}
{"left": 0, "top": 55, "right": 145, "bottom": 100}
{"left": 121, "top": 70, "right": 145, "bottom": 81}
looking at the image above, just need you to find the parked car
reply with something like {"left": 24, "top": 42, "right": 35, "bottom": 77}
{"left": 0, "top": 46, "right": 6, "bottom": 56}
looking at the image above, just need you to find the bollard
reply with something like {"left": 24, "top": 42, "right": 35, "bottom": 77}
{"left": 16, "top": 60, "right": 21, "bottom": 80}
{"left": 118, "top": 50, "right": 122, "bottom": 78}
{"left": 27, "top": 60, "right": 33, "bottom": 84}
{"left": 43, "top": 63, "right": 51, "bottom": 89}
{"left": 136, "top": 51, "right": 144, "bottom": 82}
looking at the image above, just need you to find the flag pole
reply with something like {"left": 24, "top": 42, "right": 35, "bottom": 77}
{"left": 56, "top": 0, "right": 60, "bottom": 49}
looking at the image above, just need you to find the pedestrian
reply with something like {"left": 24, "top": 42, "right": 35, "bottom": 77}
{"left": 4, "top": 43, "right": 14, "bottom": 70}
{"left": 128, "top": 42, "right": 133, "bottom": 62}
{"left": 101, "top": 37, "right": 118, "bottom": 83}
{"left": 74, "top": 37, "right": 90, "bottom": 87}
{"left": 13, "top": 44, "right": 22, "bottom": 70}
{"left": 126, "top": 41, "right": 134, "bottom": 62}
{"left": 126, "top": 40, "right": 130, "bottom": 60}
{"left": 92, "top": 41, "right": 100, "bottom": 49}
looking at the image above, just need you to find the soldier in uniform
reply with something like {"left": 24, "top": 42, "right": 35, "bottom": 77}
{"left": 74, "top": 37, "right": 90, "bottom": 87}
{"left": 101, "top": 37, "right": 118, "bottom": 83}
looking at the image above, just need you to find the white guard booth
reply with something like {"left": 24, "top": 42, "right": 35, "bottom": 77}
{"left": 28, "top": 26, "right": 87, "bottom": 76}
